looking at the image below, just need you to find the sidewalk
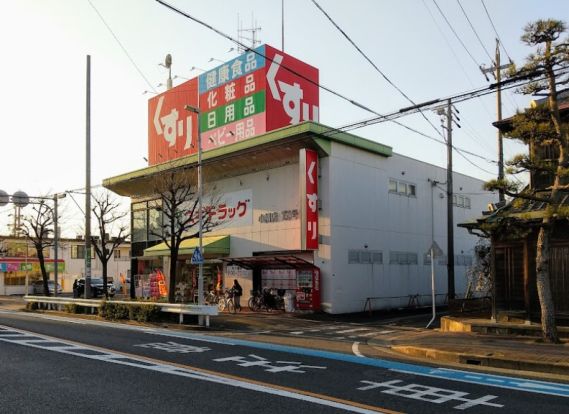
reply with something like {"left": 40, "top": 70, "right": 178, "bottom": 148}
{"left": 368, "top": 320, "right": 569, "bottom": 377}
{"left": 1, "top": 295, "right": 568, "bottom": 379}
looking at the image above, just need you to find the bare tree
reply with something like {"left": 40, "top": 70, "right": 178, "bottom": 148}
{"left": 19, "top": 202, "right": 54, "bottom": 296}
{"left": 91, "top": 192, "right": 129, "bottom": 298}
{"left": 149, "top": 168, "right": 223, "bottom": 303}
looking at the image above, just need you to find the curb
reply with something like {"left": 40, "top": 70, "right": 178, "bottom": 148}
{"left": 391, "top": 345, "right": 569, "bottom": 376}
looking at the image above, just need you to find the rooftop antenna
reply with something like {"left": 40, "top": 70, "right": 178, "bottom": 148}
{"left": 237, "top": 13, "right": 262, "bottom": 53}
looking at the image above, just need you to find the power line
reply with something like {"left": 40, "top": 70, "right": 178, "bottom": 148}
{"left": 422, "top": 0, "right": 497, "bottom": 150}
{"left": 480, "top": 0, "right": 513, "bottom": 63}
{"left": 335, "top": 66, "right": 569, "bottom": 134}
{"left": 310, "top": 0, "right": 443, "bottom": 139}
{"left": 154, "top": 0, "right": 447, "bottom": 154}
{"left": 431, "top": 0, "right": 482, "bottom": 70}
{"left": 456, "top": 0, "right": 494, "bottom": 64}
{"left": 155, "top": 0, "right": 564, "bottom": 178}
{"left": 87, "top": 0, "right": 157, "bottom": 93}
{"left": 316, "top": 66, "right": 569, "bottom": 171}
{"left": 154, "top": 0, "right": 368, "bottom": 112}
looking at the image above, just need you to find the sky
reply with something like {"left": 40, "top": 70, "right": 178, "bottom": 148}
{"left": 0, "top": 0, "right": 566, "bottom": 236}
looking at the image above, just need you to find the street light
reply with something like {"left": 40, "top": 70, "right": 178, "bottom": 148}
{"left": 184, "top": 104, "right": 204, "bottom": 326}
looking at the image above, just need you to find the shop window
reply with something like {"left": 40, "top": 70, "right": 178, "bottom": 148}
{"left": 4, "top": 273, "right": 26, "bottom": 286}
{"left": 132, "top": 209, "right": 147, "bottom": 243}
{"left": 261, "top": 268, "right": 296, "bottom": 290}
{"left": 148, "top": 208, "right": 162, "bottom": 241}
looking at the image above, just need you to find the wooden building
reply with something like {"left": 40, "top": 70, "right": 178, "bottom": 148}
{"left": 461, "top": 100, "right": 569, "bottom": 319}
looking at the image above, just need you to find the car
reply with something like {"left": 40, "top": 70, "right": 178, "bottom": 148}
{"left": 74, "top": 278, "right": 116, "bottom": 298}
{"left": 31, "top": 280, "right": 62, "bottom": 295}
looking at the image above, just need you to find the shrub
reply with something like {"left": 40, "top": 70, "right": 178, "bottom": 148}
{"left": 64, "top": 303, "right": 79, "bottom": 314}
{"left": 129, "top": 304, "right": 161, "bottom": 322}
{"left": 101, "top": 302, "right": 161, "bottom": 322}
{"left": 25, "top": 302, "right": 39, "bottom": 311}
{"left": 101, "top": 303, "right": 130, "bottom": 320}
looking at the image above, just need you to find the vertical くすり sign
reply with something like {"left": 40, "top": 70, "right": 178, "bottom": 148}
{"left": 147, "top": 79, "right": 199, "bottom": 166}
{"left": 300, "top": 148, "right": 318, "bottom": 250}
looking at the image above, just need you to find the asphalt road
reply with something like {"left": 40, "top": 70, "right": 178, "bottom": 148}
{"left": 0, "top": 310, "right": 568, "bottom": 414}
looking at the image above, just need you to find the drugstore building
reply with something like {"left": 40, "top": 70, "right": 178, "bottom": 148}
{"left": 103, "top": 45, "right": 494, "bottom": 313}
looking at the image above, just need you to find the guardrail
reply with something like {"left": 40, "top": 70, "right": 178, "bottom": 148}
{"left": 23, "top": 296, "right": 218, "bottom": 326}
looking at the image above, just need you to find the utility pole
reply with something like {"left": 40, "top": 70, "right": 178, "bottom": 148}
{"left": 445, "top": 99, "right": 455, "bottom": 301}
{"left": 85, "top": 55, "right": 92, "bottom": 299}
{"left": 481, "top": 39, "right": 511, "bottom": 204}
{"left": 437, "top": 100, "right": 460, "bottom": 301}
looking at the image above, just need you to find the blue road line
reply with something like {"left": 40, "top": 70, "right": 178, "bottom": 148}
{"left": 162, "top": 330, "right": 569, "bottom": 398}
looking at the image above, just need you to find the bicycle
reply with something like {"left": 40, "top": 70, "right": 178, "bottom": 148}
{"left": 217, "top": 289, "right": 236, "bottom": 314}
{"left": 248, "top": 290, "right": 262, "bottom": 311}
{"left": 205, "top": 290, "right": 220, "bottom": 306}
{"left": 248, "top": 289, "right": 284, "bottom": 312}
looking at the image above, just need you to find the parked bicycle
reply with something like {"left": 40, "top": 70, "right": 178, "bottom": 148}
{"left": 248, "top": 288, "right": 285, "bottom": 312}
{"left": 205, "top": 289, "right": 221, "bottom": 306}
{"left": 217, "top": 288, "right": 237, "bottom": 314}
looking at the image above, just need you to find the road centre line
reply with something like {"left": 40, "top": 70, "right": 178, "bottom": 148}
{"left": 0, "top": 325, "right": 397, "bottom": 414}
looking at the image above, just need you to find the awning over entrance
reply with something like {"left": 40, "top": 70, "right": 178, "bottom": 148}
{"left": 143, "top": 235, "right": 230, "bottom": 257}
{"left": 221, "top": 255, "right": 317, "bottom": 270}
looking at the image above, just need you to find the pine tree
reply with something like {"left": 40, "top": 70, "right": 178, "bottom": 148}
{"left": 486, "top": 19, "right": 569, "bottom": 343}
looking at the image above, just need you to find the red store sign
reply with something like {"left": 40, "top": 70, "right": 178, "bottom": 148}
{"left": 300, "top": 148, "right": 318, "bottom": 250}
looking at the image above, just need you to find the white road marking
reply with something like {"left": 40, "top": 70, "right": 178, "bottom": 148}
{"left": 143, "top": 330, "right": 235, "bottom": 345}
{"left": 357, "top": 332, "right": 382, "bottom": 337}
{"left": 358, "top": 379, "right": 503, "bottom": 410}
{"left": 336, "top": 328, "right": 371, "bottom": 334}
{"left": 0, "top": 325, "right": 383, "bottom": 414}
{"left": 352, "top": 342, "right": 364, "bottom": 358}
